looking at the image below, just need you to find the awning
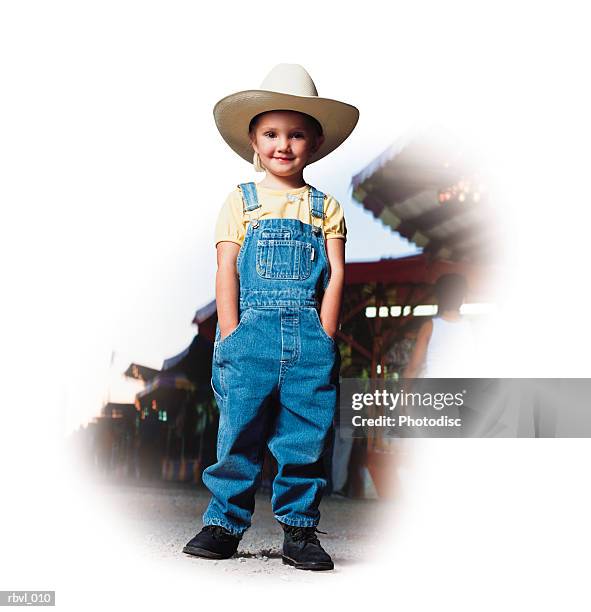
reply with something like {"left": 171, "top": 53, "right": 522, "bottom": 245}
{"left": 136, "top": 373, "right": 195, "bottom": 400}
{"left": 351, "top": 126, "right": 495, "bottom": 263}
{"left": 161, "top": 334, "right": 213, "bottom": 385}
{"left": 124, "top": 363, "right": 160, "bottom": 382}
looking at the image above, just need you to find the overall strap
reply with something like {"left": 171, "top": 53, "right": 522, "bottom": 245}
{"left": 238, "top": 182, "right": 261, "bottom": 228}
{"left": 308, "top": 186, "right": 325, "bottom": 234}
{"left": 309, "top": 186, "right": 325, "bottom": 219}
{"left": 238, "top": 182, "right": 260, "bottom": 212}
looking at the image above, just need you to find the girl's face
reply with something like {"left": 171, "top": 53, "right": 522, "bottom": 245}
{"left": 249, "top": 110, "right": 324, "bottom": 178}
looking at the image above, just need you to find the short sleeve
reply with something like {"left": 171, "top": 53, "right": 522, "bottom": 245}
{"left": 323, "top": 195, "right": 347, "bottom": 242}
{"left": 214, "top": 189, "right": 246, "bottom": 247}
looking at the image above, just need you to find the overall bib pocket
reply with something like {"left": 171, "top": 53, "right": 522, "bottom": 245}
{"left": 256, "top": 238, "right": 312, "bottom": 280}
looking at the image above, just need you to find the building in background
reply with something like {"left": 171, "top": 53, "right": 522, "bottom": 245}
{"left": 341, "top": 125, "right": 498, "bottom": 497}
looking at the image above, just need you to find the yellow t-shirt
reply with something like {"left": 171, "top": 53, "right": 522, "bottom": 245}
{"left": 214, "top": 183, "right": 347, "bottom": 247}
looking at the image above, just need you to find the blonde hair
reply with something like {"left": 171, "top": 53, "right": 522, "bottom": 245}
{"left": 253, "top": 151, "right": 266, "bottom": 173}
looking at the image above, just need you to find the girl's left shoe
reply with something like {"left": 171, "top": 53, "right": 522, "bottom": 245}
{"left": 280, "top": 524, "right": 334, "bottom": 571}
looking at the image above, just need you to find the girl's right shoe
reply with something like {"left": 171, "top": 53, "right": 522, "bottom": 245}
{"left": 182, "top": 525, "right": 240, "bottom": 559}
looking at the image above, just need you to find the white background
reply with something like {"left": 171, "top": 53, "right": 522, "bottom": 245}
{"left": 1, "top": 1, "right": 590, "bottom": 609}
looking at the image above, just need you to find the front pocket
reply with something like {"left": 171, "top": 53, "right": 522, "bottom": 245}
{"left": 210, "top": 375, "right": 225, "bottom": 407}
{"left": 311, "top": 308, "right": 337, "bottom": 346}
{"left": 256, "top": 239, "right": 312, "bottom": 280}
{"left": 217, "top": 308, "right": 253, "bottom": 347}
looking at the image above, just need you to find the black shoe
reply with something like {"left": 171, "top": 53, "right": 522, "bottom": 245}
{"left": 280, "top": 524, "right": 334, "bottom": 571}
{"left": 182, "top": 525, "right": 240, "bottom": 559}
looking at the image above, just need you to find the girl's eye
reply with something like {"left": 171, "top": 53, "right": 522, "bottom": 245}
{"left": 262, "top": 131, "right": 305, "bottom": 139}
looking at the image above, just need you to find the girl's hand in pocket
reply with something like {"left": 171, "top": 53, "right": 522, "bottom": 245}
{"left": 220, "top": 321, "right": 238, "bottom": 340}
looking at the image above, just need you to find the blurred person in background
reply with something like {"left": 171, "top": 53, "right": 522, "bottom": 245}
{"left": 403, "top": 274, "right": 477, "bottom": 379}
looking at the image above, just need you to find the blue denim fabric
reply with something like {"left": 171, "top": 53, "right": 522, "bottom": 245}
{"left": 202, "top": 183, "right": 340, "bottom": 537}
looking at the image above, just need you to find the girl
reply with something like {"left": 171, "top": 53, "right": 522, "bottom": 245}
{"left": 183, "top": 64, "right": 359, "bottom": 571}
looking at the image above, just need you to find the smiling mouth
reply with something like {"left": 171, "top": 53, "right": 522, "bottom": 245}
{"left": 274, "top": 157, "right": 294, "bottom": 161}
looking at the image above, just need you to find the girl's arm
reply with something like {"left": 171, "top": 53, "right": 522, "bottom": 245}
{"left": 320, "top": 238, "right": 345, "bottom": 337}
{"left": 402, "top": 320, "right": 433, "bottom": 379}
{"left": 216, "top": 241, "right": 241, "bottom": 339}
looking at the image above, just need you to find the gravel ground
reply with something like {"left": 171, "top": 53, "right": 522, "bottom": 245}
{"left": 93, "top": 477, "right": 395, "bottom": 583}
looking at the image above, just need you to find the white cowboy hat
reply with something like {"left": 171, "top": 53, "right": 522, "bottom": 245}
{"left": 213, "top": 63, "right": 359, "bottom": 165}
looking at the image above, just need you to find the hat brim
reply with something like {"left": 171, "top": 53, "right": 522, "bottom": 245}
{"left": 213, "top": 90, "right": 359, "bottom": 164}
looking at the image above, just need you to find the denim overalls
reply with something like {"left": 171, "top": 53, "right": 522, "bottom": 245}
{"left": 202, "top": 182, "right": 340, "bottom": 537}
